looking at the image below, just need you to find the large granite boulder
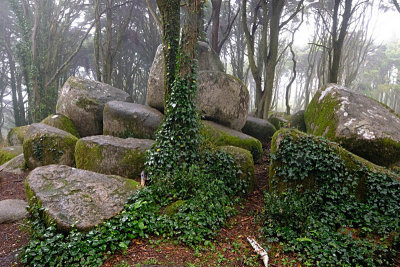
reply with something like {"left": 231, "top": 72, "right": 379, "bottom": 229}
{"left": 26, "top": 165, "right": 140, "bottom": 231}
{"left": 196, "top": 71, "right": 249, "bottom": 130}
{"left": 242, "top": 116, "right": 276, "bottom": 143}
{"left": 304, "top": 84, "right": 400, "bottom": 167}
{"left": 146, "top": 42, "right": 224, "bottom": 112}
{"left": 75, "top": 135, "right": 154, "bottom": 179}
{"left": 269, "top": 129, "right": 400, "bottom": 198}
{"left": 0, "top": 199, "right": 28, "bottom": 223}
{"left": 7, "top": 125, "right": 30, "bottom": 146}
{"left": 147, "top": 43, "right": 249, "bottom": 130}
{"left": 201, "top": 120, "right": 262, "bottom": 161}
{"left": 23, "top": 123, "right": 78, "bottom": 169}
{"left": 56, "top": 76, "right": 131, "bottom": 137}
{"left": 0, "top": 154, "right": 26, "bottom": 175}
{"left": 218, "top": 146, "right": 255, "bottom": 193}
{"left": 41, "top": 114, "right": 80, "bottom": 138}
{"left": 103, "top": 101, "right": 163, "bottom": 139}
{"left": 0, "top": 146, "right": 23, "bottom": 165}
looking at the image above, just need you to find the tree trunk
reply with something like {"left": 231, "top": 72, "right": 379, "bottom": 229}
{"left": 329, "top": 0, "right": 352, "bottom": 84}
{"left": 211, "top": 0, "right": 222, "bottom": 54}
{"left": 157, "top": 0, "right": 180, "bottom": 108}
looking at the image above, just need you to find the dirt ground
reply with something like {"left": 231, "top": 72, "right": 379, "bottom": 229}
{"left": 0, "top": 171, "right": 30, "bottom": 267}
{"left": 0, "top": 143, "right": 293, "bottom": 267}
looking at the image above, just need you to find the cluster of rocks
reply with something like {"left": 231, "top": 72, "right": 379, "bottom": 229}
{"left": 1, "top": 43, "right": 277, "bottom": 230}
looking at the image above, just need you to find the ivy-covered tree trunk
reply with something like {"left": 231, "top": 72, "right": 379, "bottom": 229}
{"left": 147, "top": 0, "right": 204, "bottom": 176}
{"left": 156, "top": 0, "right": 180, "bottom": 108}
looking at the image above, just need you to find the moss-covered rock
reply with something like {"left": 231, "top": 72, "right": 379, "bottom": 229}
{"left": 304, "top": 84, "right": 400, "bottom": 167}
{"left": 7, "top": 125, "right": 30, "bottom": 146}
{"left": 200, "top": 120, "right": 263, "bottom": 161}
{"left": 0, "top": 146, "right": 23, "bottom": 165}
{"left": 41, "top": 114, "right": 80, "bottom": 138}
{"left": 56, "top": 76, "right": 132, "bottom": 137}
{"left": 242, "top": 116, "right": 276, "bottom": 143}
{"left": 268, "top": 117, "right": 287, "bottom": 130}
{"left": 75, "top": 135, "right": 154, "bottom": 179}
{"left": 0, "top": 154, "right": 26, "bottom": 175}
{"left": 289, "top": 110, "right": 306, "bottom": 132}
{"left": 23, "top": 123, "right": 78, "bottom": 169}
{"left": 218, "top": 146, "right": 255, "bottom": 193}
{"left": 26, "top": 164, "right": 140, "bottom": 231}
{"left": 103, "top": 101, "right": 163, "bottom": 139}
{"left": 270, "top": 128, "right": 400, "bottom": 200}
{"left": 162, "top": 200, "right": 186, "bottom": 216}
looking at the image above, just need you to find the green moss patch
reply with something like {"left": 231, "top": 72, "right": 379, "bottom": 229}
{"left": 75, "top": 140, "right": 103, "bottom": 172}
{"left": 0, "top": 150, "right": 18, "bottom": 165}
{"left": 304, "top": 88, "right": 340, "bottom": 139}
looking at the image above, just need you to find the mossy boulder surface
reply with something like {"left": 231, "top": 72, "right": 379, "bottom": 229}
{"left": 242, "top": 116, "right": 276, "bottom": 143}
{"left": 26, "top": 164, "right": 140, "bottom": 231}
{"left": 75, "top": 135, "right": 154, "bottom": 179}
{"left": 0, "top": 154, "right": 26, "bottom": 175}
{"left": 305, "top": 83, "right": 400, "bottom": 167}
{"left": 7, "top": 125, "right": 30, "bottom": 146}
{"left": 289, "top": 110, "right": 306, "bottom": 132}
{"left": 23, "top": 123, "right": 78, "bottom": 169}
{"left": 41, "top": 114, "right": 80, "bottom": 138}
{"left": 103, "top": 101, "right": 163, "bottom": 139}
{"left": 56, "top": 76, "right": 132, "bottom": 137}
{"left": 270, "top": 128, "right": 400, "bottom": 199}
{"left": 201, "top": 120, "right": 263, "bottom": 161}
{"left": 218, "top": 146, "right": 255, "bottom": 193}
{"left": 0, "top": 146, "right": 23, "bottom": 165}
{"left": 268, "top": 117, "right": 287, "bottom": 130}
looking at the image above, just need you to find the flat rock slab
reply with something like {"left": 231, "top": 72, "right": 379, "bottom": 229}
{"left": 23, "top": 123, "right": 78, "bottom": 169}
{"left": 75, "top": 135, "right": 154, "bottom": 179}
{"left": 103, "top": 101, "right": 163, "bottom": 139}
{"left": 56, "top": 76, "right": 132, "bottom": 137}
{"left": 305, "top": 84, "right": 400, "bottom": 167}
{"left": 26, "top": 165, "right": 140, "bottom": 231}
{"left": 242, "top": 116, "right": 276, "bottom": 143}
{"left": 0, "top": 154, "right": 26, "bottom": 175}
{"left": 0, "top": 199, "right": 28, "bottom": 223}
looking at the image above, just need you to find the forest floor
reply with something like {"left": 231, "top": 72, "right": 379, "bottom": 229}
{"left": 0, "top": 143, "right": 298, "bottom": 267}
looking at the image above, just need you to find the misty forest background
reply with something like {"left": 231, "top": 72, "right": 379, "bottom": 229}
{"left": 0, "top": 0, "right": 399, "bottom": 141}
